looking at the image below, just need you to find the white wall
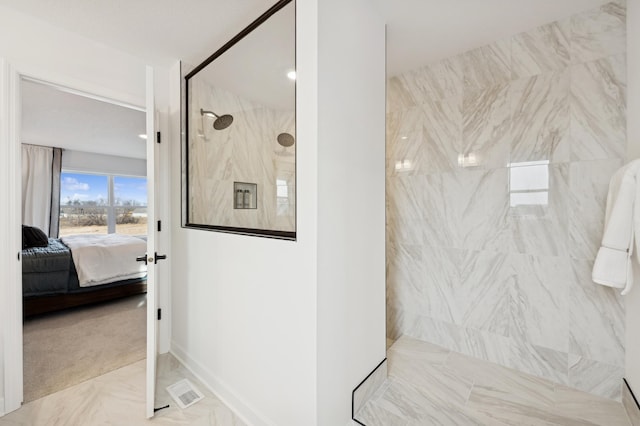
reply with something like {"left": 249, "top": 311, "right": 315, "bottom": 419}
{"left": 168, "top": 3, "right": 319, "bottom": 421}
{"left": 62, "top": 150, "right": 146, "bottom": 176}
{"left": 0, "top": 5, "right": 145, "bottom": 107}
{"left": 315, "top": 0, "right": 386, "bottom": 424}
{"left": 0, "top": 4, "right": 170, "bottom": 415}
{"left": 169, "top": 0, "right": 385, "bottom": 424}
{"left": 626, "top": 0, "right": 640, "bottom": 399}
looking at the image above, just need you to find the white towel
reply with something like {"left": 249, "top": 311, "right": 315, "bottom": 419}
{"left": 592, "top": 159, "right": 640, "bottom": 295}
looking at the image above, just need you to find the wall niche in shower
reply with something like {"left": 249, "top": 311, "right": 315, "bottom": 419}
{"left": 182, "top": 0, "right": 296, "bottom": 240}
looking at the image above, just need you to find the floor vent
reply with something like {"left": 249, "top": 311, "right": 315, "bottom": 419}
{"left": 166, "top": 379, "right": 204, "bottom": 409}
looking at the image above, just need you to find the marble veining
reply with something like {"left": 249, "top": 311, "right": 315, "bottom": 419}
{"left": 570, "top": 1, "right": 627, "bottom": 64}
{"left": 623, "top": 382, "right": 640, "bottom": 426}
{"left": 511, "top": 253, "right": 570, "bottom": 353}
{"left": 455, "top": 249, "right": 511, "bottom": 337}
{"left": 403, "top": 56, "right": 464, "bottom": 103}
{"left": 462, "top": 83, "right": 511, "bottom": 169}
{"left": 568, "top": 354, "right": 624, "bottom": 400}
{"left": 387, "top": 76, "right": 416, "bottom": 114}
{"left": 356, "top": 337, "right": 631, "bottom": 426}
{"left": 462, "top": 38, "right": 512, "bottom": 92}
{"left": 570, "top": 54, "right": 627, "bottom": 161}
{"left": 188, "top": 79, "right": 295, "bottom": 232}
{"left": 511, "top": 21, "right": 570, "bottom": 79}
{"left": 0, "top": 355, "right": 247, "bottom": 426}
{"left": 569, "top": 258, "right": 625, "bottom": 368}
{"left": 353, "top": 360, "right": 388, "bottom": 417}
{"left": 568, "top": 159, "right": 623, "bottom": 260}
{"left": 509, "top": 339, "right": 569, "bottom": 386}
{"left": 387, "top": 1, "right": 626, "bottom": 401}
{"left": 509, "top": 70, "right": 570, "bottom": 164}
{"left": 420, "top": 96, "right": 463, "bottom": 173}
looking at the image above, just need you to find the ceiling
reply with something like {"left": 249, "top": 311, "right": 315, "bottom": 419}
{"left": 194, "top": 1, "right": 295, "bottom": 111}
{"left": 0, "top": 0, "right": 614, "bottom": 73}
{"left": 0, "top": 0, "right": 275, "bottom": 67}
{"left": 21, "top": 79, "right": 146, "bottom": 159}
{"left": 5, "top": 0, "right": 615, "bottom": 158}
{"left": 374, "top": 0, "right": 613, "bottom": 75}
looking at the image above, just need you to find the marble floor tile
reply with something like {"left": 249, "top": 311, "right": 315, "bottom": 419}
{"left": 554, "top": 384, "right": 630, "bottom": 426}
{"left": 467, "top": 386, "right": 601, "bottom": 426}
{"left": 622, "top": 382, "right": 640, "bottom": 426}
{"left": 387, "top": 335, "right": 450, "bottom": 364}
{"left": 356, "top": 336, "right": 631, "bottom": 426}
{"left": 388, "top": 355, "right": 473, "bottom": 407}
{"left": 568, "top": 355, "right": 623, "bottom": 400}
{"left": 353, "top": 360, "right": 388, "bottom": 416}
{"left": 446, "top": 351, "right": 556, "bottom": 409}
{"left": 2, "top": 338, "right": 632, "bottom": 425}
{"left": 0, "top": 355, "right": 246, "bottom": 426}
{"left": 357, "top": 397, "right": 409, "bottom": 426}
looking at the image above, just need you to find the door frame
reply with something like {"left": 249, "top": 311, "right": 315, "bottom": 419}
{"left": 0, "top": 61, "right": 158, "bottom": 416}
{"left": 144, "top": 65, "right": 158, "bottom": 419}
{"left": 1, "top": 58, "right": 23, "bottom": 417}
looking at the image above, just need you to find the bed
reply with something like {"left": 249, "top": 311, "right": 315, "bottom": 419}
{"left": 22, "top": 234, "right": 148, "bottom": 317}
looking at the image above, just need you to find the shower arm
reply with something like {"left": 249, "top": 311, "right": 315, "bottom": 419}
{"left": 200, "top": 108, "right": 220, "bottom": 119}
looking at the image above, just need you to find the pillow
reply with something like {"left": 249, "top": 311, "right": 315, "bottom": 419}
{"left": 22, "top": 225, "right": 49, "bottom": 249}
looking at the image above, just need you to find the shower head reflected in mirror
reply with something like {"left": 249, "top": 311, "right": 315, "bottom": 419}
{"left": 277, "top": 132, "right": 295, "bottom": 147}
{"left": 275, "top": 132, "right": 295, "bottom": 157}
{"left": 200, "top": 108, "right": 234, "bottom": 130}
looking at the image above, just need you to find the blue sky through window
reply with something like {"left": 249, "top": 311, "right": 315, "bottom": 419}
{"left": 114, "top": 176, "right": 147, "bottom": 206}
{"left": 61, "top": 172, "right": 147, "bottom": 206}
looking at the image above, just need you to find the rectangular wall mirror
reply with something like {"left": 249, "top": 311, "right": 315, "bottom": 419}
{"left": 183, "top": 0, "right": 295, "bottom": 240}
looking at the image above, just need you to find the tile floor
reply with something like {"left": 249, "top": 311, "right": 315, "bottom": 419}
{"left": 0, "top": 353, "right": 245, "bottom": 426}
{"left": 356, "top": 336, "right": 631, "bottom": 426}
{"left": 1, "top": 337, "right": 633, "bottom": 425}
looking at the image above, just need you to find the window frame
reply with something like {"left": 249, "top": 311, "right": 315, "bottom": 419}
{"left": 59, "top": 170, "right": 147, "bottom": 235}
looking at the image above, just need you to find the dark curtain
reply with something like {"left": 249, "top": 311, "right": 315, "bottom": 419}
{"left": 48, "top": 147, "right": 62, "bottom": 237}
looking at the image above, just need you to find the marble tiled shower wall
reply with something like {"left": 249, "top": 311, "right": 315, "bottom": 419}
{"left": 188, "top": 79, "right": 295, "bottom": 232}
{"left": 386, "top": 1, "right": 627, "bottom": 400}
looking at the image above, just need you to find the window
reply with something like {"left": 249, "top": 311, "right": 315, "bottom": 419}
{"left": 59, "top": 172, "right": 147, "bottom": 236}
{"left": 508, "top": 160, "right": 549, "bottom": 208}
{"left": 114, "top": 176, "right": 148, "bottom": 235}
{"left": 276, "top": 178, "right": 292, "bottom": 216}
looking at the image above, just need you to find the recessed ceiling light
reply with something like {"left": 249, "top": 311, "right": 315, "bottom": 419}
{"left": 287, "top": 70, "right": 296, "bottom": 80}
{"left": 138, "top": 134, "right": 147, "bottom": 140}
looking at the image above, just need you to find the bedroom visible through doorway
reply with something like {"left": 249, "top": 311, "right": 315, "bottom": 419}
{"left": 20, "top": 77, "right": 149, "bottom": 403}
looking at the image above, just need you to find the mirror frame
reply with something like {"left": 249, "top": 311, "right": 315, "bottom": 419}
{"left": 182, "top": 0, "right": 296, "bottom": 240}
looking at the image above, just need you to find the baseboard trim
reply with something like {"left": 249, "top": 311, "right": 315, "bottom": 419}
{"left": 623, "top": 378, "right": 640, "bottom": 426}
{"left": 352, "top": 358, "right": 387, "bottom": 425}
{"left": 170, "top": 341, "right": 275, "bottom": 426}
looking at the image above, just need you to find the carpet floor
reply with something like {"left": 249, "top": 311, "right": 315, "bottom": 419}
{"left": 23, "top": 294, "right": 147, "bottom": 402}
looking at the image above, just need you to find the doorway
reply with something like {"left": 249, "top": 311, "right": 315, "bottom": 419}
{"left": 20, "top": 78, "right": 149, "bottom": 402}
{"left": 0, "top": 63, "right": 160, "bottom": 418}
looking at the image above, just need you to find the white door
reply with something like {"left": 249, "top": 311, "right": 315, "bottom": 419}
{"left": 0, "top": 58, "right": 23, "bottom": 417}
{"left": 143, "top": 65, "right": 162, "bottom": 419}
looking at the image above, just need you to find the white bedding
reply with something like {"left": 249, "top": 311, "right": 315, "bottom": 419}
{"left": 61, "top": 234, "right": 147, "bottom": 287}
